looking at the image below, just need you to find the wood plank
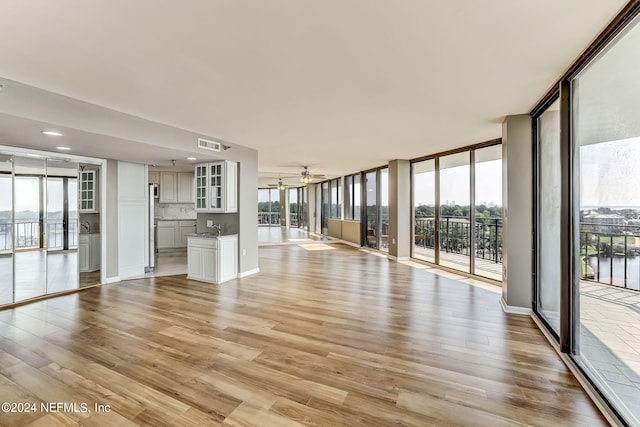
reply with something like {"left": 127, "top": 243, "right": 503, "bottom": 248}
{"left": 0, "top": 243, "right": 608, "bottom": 425}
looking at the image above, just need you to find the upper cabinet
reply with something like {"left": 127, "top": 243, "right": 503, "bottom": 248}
{"left": 79, "top": 169, "right": 98, "bottom": 213}
{"left": 159, "top": 172, "right": 194, "bottom": 204}
{"left": 195, "top": 160, "right": 237, "bottom": 213}
{"left": 177, "top": 172, "right": 194, "bottom": 203}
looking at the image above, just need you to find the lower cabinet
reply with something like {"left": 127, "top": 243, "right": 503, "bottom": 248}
{"left": 79, "top": 233, "right": 100, "bottom": 272}
{"left": 157, "top": 220, "right": 196, "bottom": 249}
{"left": 187, "top": 235, "right": 238, "bottom": 284}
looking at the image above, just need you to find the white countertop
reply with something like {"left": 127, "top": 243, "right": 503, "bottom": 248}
{"left": 188, "top": 233, "right": 237, "bottom": 239}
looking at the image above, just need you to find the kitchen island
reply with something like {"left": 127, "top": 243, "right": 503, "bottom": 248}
{"left": 187, "top": 234, "right": 238, "bottom": 284}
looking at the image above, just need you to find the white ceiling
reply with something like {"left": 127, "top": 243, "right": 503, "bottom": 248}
{"left": 0, "top": 1, "right": 629, "bottom": 179}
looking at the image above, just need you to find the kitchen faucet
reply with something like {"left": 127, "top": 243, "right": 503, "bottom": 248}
{"left": 211, "top": 223, "right": 222, "bottom": 237}
{"left": 80, "top": 222, "right": 90, "bottom": 233}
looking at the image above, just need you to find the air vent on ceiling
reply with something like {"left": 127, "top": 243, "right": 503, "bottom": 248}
{"left": 197, "top": 138, "right": 221, "bottom": 152}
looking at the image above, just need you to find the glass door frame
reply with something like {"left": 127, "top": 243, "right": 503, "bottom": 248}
{"left": 532, "top": 90, "right": 563, "bottom": 345}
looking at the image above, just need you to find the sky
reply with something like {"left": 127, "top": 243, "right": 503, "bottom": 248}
{"left": 414, "top": 159, "right": 502, "bottom": 207}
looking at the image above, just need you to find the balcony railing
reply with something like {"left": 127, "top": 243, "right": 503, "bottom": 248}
{"left": 258, "top": 211, "right": 281, "bottom": 226}
{"left": 414, "top": 216, "right": 503, "bottom": 264}
{"left": 580, "top": 222, "right": 640, "bottom": 291}
{"left": 0, "top": 219, "right": 78, "bottom": 252}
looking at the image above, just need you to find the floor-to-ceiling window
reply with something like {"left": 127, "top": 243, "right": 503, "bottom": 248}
{"left": 413, "top": 159, "right": 436, "bottom": 263}
{"left": 288, "top": 187, "right": 299, "bottom": 228}
{"left": 379, "top": 169, "right": 389, "bottom": 252}
{"left": 364, "top": 171, "right": 378, "bottom": 248}
{"left": 344, "top": 173, "right": 361, "bottom": 221}
{"left": 411, "top": 143, "right": 502, "bottom": 279}
{"left": 299, "top": 186, "right": 308, "bottom": 230}
{"left": 330, "top": 178, "right": 340, "bottom": 219}
{"left": 0, "top": 155, "right": 13, "bottom": 305}
{"left": 321, "top": 181, "right": 329, "bottom": 235}
{"left": 258, "top": 188, "right": 280, "bottom": 226}
{"left": 570, "top": 12, "right": 640, "bottom": 423}
{"left": 474, "top": 145, "right": 503, "bottom": 281}
{"left": 439, "top": 152, "right": 470, "bottom": 272}
{"left": 534, "top": 97, "right": 562, "bottom": 336}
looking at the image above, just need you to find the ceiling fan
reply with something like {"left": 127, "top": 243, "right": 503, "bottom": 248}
{"left": 299, "top": 166, "right": 325, "bottom": 184}
{"left": 268, "top": 178, "right": 297, "bottom": 190}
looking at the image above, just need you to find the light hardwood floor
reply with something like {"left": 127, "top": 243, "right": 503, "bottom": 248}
{"left": 0, "top": 243, "right": 607, "bottom": 426}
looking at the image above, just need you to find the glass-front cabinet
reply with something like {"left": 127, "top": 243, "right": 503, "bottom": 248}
{"left": 194, "top": 160, "right": 238, "bottom": 213}
{"left": 209, "top": 163, "right": 223, "bottom": 210}
{"left": 195, "top": 164, "right": 207, "bottom": 210}
{"left": 79, "top": 169, "right": 97, "bottom": 212}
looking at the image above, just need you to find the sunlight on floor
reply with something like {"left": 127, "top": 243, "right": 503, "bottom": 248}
{"left": 399, "top": 260, "right": 432, "bottom": 270}
{"left": 299, "top": 243, "right": 336, "bottom": 251}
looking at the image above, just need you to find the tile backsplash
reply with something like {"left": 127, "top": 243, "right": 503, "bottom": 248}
{"left": 155, "top": 202, "right": 197, "bottom": 219}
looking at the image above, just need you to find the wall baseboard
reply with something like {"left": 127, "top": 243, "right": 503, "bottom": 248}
{"left": 238, "top": 268, "right": 260, "bottom": 278}
{"left": 104, "top": 276, "right": 121, "bottom": 284}
{"left": 500, "top": 297, "right": 532, "bottom": 315}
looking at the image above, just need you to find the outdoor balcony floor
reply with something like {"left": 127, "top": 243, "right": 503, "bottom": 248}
{"left": 581, "top": 280, "right": 640, "bottom": 420}
{"left": 412, "top": 245, "right": 503, "bottom": 281}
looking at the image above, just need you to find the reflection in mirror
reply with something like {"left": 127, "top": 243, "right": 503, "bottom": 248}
{"left": 79, "top": 163, "right": 101, "bottom": 287}
{"left": 0, "top": 154, "right": 13, "bottom": 305}
{"left": 46, "top": 159, "right": 79, "bottom": 294}
{"left": 13, "top": 156, "right": 47, "bottom": 301}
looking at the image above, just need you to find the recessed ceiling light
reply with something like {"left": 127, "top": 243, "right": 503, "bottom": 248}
{"left": 187, "top": 157, "right": 197, "bottom": 161}
{"left": 56, "top": 146, "right": 71, "bottom": 151}
{"left": 41, "top": 130, "right": 63, "bottom": 136}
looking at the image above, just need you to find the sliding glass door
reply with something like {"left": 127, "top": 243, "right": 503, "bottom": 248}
{"left": 533, "top": 9, "right": 640, "bottom": 424}
{"left": 474, "top": 145, "right": 503, "bottom": 280}
{"left": 0, "top": 155, "right": 13, "bottom": 305}
{"left": 364, "top": 171, "right": 378, "bottom": 248}
{"left": 571, "top": 14, "right": 640, "bottom": 423}
{"left": 534, "top": 97, "right": 561, "bottom": 336}
{"left": 0, "top": 153, "right": 82, "bottom": 307}
{"left": 413, "top": 159, "right": 436, "bottom": 263}
{"left": 411, "top": 144, "right": 502, "bottom": 279}
{"left": 258, "top": 188, "right": 280, "bottom": 226}
{"left": 439, "top": 152, "right": 470, "bottom": 272}
{"left": 14, "top": 157, "right": 46, "bottom": 301}
{"left": 46, "top": 159, "right": 79, "bottom": 294}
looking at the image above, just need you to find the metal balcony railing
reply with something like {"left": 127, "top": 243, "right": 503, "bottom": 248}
{"left": 0, "top": 219, "right": 78, "bottom": 252}
{"left": 414, "top": 216, "right": 503, "bottom": 264}
{"left": 580, "top": 222, "right": 640, "bottom": 291}
{"left": 258, "top": 211, "right": 281, "bottom": 226}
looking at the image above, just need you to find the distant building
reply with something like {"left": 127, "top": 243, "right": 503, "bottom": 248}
{"left": 582, "top": 212, "right": 625, "bottom": 234}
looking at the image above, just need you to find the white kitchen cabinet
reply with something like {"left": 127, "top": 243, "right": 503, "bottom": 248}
{"left": 159, "top": 172, "right": 194, "bottom": 204}
{"left": 177, "top": 172, "right": 194, "bottom": 203}
{"left": 194, "top": 161, "right": 237, "bottom": 213}
{"left": 157, "top": 220, "right": 196, "bottom": 249}
{"left": 187, "top": 234, "right": 237, "bottom": 284}
{"left": 177, "top": 220, "right": 196, "bottom": 247}
{"left": 79, "top": 169, "right": 98, "bottom": 213}
{"left": 79, "top": 233, "right": 100, "bottom": 272}
{"left": 156, "top": 220, "right": 176, "bottom": 249}
{"left": 159, "top": 172, "right": 177, "bottom": 203}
